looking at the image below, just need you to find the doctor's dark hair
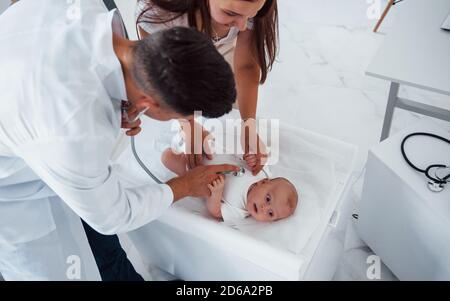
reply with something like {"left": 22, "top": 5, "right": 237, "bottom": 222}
{"left": 131, "top": 27, "right": 236, "bottom": 118}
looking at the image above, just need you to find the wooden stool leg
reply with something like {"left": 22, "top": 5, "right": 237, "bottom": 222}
{"left": 373, "top": 0, "right": 395, "bottom": 33}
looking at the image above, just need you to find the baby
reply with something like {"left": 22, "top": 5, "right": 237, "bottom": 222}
{"left": 162, "top": 148, "right": 299, "bottom": 223}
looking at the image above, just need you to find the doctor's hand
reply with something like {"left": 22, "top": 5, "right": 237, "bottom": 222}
{"left": 121, "top": 104, "right": 143, "bottom": 136}
{"left": 166, "top": 164, "right": 240, "bottom": 202}
{"left": 180, "top": 119, "right": 214, "bottom": 169}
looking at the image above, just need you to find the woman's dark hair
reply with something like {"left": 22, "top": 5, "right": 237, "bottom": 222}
{"left": 137, "top": 0, "right": 279, "bottom": 84}
{"left": 132, "top": 27, "right": 236, "bottom": 118}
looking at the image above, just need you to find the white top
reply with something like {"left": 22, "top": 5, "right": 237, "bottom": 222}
{"left": 0, "top": 0, "right": 173, "bottom": 243}
{"left": 205, "top": 154, "right": 269, "bottom": 222}
{"left": 221, "top": 166, "right": 267, "bottom": 222}
{"left": 135, "top": 0, "right": 254, "bottom": 67}
{"left": 366, "top": 0, "right": 450, "bottom": 96}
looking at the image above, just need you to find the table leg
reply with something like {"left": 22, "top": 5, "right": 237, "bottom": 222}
{"left": 380, "top": 82, "right": 400, "bottom": 141}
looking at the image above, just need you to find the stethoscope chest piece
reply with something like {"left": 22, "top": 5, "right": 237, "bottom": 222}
{"left": 428, "top": 181, "right": 445, "bottom": 193}
{"left": 425, "top": 165, "right": 450, "bottom": 193}
{"left": 218, "top": 166, "right": 246, "bottom": 177}
{"left": 234, "top": 166, "right": 246, "bottom": 177}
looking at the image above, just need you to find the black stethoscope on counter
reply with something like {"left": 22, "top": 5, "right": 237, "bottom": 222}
{"left": 401, "top": 132, "right": 450, "bottom": 193}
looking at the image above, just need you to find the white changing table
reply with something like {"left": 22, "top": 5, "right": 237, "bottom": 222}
{"left": 118, "top": 112, "right": 358, "bottom": 281}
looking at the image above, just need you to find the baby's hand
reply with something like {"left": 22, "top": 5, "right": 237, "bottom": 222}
{"left": 207, "top": 175, "right": 225, "bottom": 197}
{"left": 244, "top": 154, "right": 258, "bottom": 169}
{"left": 206, "top": 175, "right": 225, "bottom": 219}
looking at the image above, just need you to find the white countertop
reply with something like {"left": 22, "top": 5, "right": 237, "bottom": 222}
{"left": 366, "top": 0, "right": 450, "bottom": 96}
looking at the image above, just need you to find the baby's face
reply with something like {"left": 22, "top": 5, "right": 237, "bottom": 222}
{"left": 246, "top": 178, "right": 298, "bottom": 222}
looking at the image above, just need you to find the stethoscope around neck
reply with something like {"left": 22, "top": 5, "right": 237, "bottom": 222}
{"left": 401, "top": 132, "right": 450, "bottom": 193}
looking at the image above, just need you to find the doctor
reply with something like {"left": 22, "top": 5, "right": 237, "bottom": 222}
{"left": 0, "top": 0, "right": 238, "bottom": 280}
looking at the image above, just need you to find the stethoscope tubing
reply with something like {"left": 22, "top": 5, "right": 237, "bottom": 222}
{"left": 401, "top": 132, "right": 450, "bottom": 186}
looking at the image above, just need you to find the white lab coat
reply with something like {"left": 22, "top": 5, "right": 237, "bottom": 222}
{"left": 0, "top": 0, "right": 173, "bottom": 280}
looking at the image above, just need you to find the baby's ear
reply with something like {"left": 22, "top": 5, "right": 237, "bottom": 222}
{"left": 289, "top": 195, "right": 299, "bottom": 211}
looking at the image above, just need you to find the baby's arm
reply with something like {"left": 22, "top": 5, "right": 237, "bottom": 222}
{"left": 206, "top": 176, "right": 225, "bottom": 219}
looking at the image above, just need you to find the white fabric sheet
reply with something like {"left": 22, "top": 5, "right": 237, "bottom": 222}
{"left": 116, "top": 111, "right": 337, "bottom": 255}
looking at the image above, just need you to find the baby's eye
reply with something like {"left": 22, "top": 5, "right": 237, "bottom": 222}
{"left": 266, "top": 195, "right": 271, "bottom": 203}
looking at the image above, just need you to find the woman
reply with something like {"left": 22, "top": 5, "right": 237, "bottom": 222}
{"left": 136, "top": 0, "right": 279, "bottom": 175}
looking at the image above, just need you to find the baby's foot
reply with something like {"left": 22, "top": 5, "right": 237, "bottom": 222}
{"left": 161, "top": 148, "right": 188, "bottom": 176}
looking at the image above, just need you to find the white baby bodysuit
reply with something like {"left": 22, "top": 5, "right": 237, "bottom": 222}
{"left": 205, "top": 154, "right": 269, "bottom": 222}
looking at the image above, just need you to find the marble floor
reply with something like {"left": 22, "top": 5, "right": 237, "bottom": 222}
{"left": 1, "top": 0, "right": 449, "bottom": 281}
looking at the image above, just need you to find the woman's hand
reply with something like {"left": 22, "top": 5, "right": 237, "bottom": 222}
{"left": 241, "top": 119, "right": 268, "bottom": 175}
{"left": 180, "top": 119, "right": 214, "bottom": 169}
